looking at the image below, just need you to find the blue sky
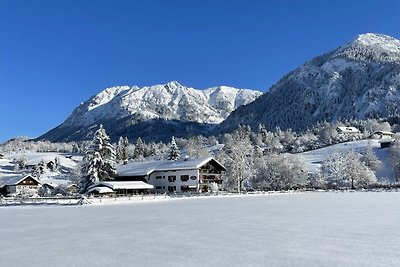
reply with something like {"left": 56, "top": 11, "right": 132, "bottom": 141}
{"left": 1, "top": 0, "right": 399, "bottom": 142}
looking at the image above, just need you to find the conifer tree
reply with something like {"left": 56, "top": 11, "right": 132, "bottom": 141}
{"left": 168, "top": 136, "right": 180, "bottom": 161}
{"left": 134, "top": 137, "right": 145, "bottom": 160}
{"left": 78, "top": 125, "right": 117, "bottom": 193}
{"left": 116, "top": 136, "right": 130, "bottom": 163}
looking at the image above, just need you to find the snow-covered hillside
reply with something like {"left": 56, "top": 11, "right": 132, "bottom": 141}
{"left": 39, "top": 81, "right": 261, "bottom": 142}
{"left": 291, "top": 139, "right": 392, "bottom": 181}
{"left": 219, "top": 33, "right": 400, "bottom": 133}
{"left": 0, "top": 152, "right": 80, "bottom": 187}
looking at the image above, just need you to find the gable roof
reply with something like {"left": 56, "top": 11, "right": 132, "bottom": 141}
{"left": 117, "top": 157, "right": 226, "bottom": 177}
{"left": 0, "top": 174, "right": 40, "bottom": 187}
{"left": 374, "top": 131, "right": 394, "bottom": 135}
{"left": 88, "top": 181, "right": 154, "bottom": 190}
{"left": 337, "top": 126, "right": 360, "bottom": 133}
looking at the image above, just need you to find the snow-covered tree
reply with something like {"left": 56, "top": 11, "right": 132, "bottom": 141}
{"left": 116, "top": 136, "right": 130, "bottom": 164}
{"left": 184, "top": 137, "right": 210, "bottom": 159}
{"left": 319, "top": 150, "right": 376, "bottom": 189}
{"left": 78, "top": 125, "right": 117, "bottom": 193}
{"left": 168, "top": 136, "right": 180, "bottom": 161}
{"left": 14, "top": 155, "right": 27, "bottom": 171}
{"left": 218, "top": 127, "right": 254, "bottom": 193}
{"left": 361, "top": 146, "right": 381, "bottom": 173}
{"left": 389, "top": 139, "right": 400, "bottom": 181}
{"left": 134, "top": 137, "right": 146, "bottom": 160}
{"left": 251, "top": 153, "right": 306, "bottom": 191}
{"left": 31, "top": 160, "right": 46, "bottom": 178}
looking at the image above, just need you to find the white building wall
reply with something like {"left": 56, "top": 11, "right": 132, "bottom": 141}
{"left": 147, "top": 169, "right": 199, "bottom": 193}
{"left": 8, "top": 185, "right": 39, "bottom": 196}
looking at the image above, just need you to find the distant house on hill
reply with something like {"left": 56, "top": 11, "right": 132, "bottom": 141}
{"left": 0, "top": 174, "right": 40, "bottom": 197}
{"left": 115, "top": 157, "right": 226, "bottom": 194}
{"left": 371, "top": 131, "right": 394, "bottom": 139}
{"left": 337, "top": 126, "right": 360, "bottom": 134}
{"left": 0, "top": 153, "right": 3, "bottom": 159}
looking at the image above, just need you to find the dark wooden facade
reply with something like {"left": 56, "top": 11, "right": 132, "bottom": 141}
{"left": 199, "top": 159, "right": 225, "bottom": 192}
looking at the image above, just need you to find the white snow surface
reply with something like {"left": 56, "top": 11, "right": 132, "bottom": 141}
{"left": 64, "top": 81, "right": 262, "bottom": 126}
{"left": 1, "top": 192, "right": 400, "bottom": 266}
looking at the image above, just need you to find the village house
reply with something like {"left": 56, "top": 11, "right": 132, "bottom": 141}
{"left": 0, "top": 174, "right": 41, "bottom": 197}
{"left": 67, "top": 184, "right": 79, "bottom": 195}
{"left": 371, "top": 131, "right": 394, "bottom": 139}
{"left": 0, "top": 153, "right": 4, "bottom": 160}
{"left": 87, "top": 181, "right": 154, "bottom": 196}
{"left": 114, "top": 157, "right": 226, "bottom": 194}
{"left": 337, "top": 126, "right": 360, "bottom": 134}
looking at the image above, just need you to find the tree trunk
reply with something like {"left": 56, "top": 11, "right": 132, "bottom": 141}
{"left": 237, "top": 175, "right": 241, "bottom": 194}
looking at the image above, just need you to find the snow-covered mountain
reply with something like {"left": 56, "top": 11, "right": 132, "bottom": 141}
{"left": 39, "top": 81, "right": 261, "bottom": 142}
{"left": 219, "top": 33, "right": 400, "bottom": 133}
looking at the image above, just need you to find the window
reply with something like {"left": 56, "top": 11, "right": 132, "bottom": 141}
{"left": 190, "top": 176, "right": 197, "bottom": 180}
{"left": 181, "top": 175, "right": 189, "bottom": 182}
{"left": 156, "top": 186, "right": 163, "bottom": 190}
{"left": 181, "top": 185, "right": 189, "bottom": 192}
{"left": 156, "top": 176, "right": 162, "bottom": 180}
{"left": 168, "top": 186, "right": 176, "bottom": 192}
{"left": 168, "top": 176, "right": 176, "bottom": 182}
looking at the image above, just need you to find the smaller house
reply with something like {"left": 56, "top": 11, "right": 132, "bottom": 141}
{"left": 67, "top": 184, "right": 79, "bottom": 194}
{"left": 337, "top": 126, "right": 360, "bottom": 134}
{"left": 87, "top": 181, "right": 154, "bottom": 196}
{"left": 42, "top": 183, "right": 56, "bottom": 191}
{"left": 0, "top": 175, "right": 40, "bottom": 197}
{"left": 371, "top": 131, "right": 394, "bottom": 139}
{"left": 0, "top": 153, "right": 4, "bottom": 159}
{"left": 87, "top": 186, "right": 114, "bottom": 196}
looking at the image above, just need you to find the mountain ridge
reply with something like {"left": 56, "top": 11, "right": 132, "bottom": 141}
{"left": 38, "top": 81, "right": 262, "bottom": 142}
{"left": 218, "top": 33, "right": 400, "bottom": 133}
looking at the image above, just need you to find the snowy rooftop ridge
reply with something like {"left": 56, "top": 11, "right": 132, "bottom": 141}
{"left": 116, "top": 157, "right": 226, "bottom": 177}
{"left": 0, "top": 174, "right": 39, "bottom": 187}
{"left": 88, "top": 181, "right": 154, "bottom": 191}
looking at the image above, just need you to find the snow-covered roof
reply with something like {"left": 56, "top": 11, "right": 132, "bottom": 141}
{"left": 116, "top": 157, "right": 226, "bottom": 177}
{"left": 87, "top": 186, "right": 114, "bottom": 194}
{"left": 337, "top": 126, "right": 360, "bottom": 133}
{"left": 88, "top": 181, "right": 154, "bottom": 190}
{"left": 374, "top": 131, "right": 394, "bottom": 135}
{"left": 0, "top": 174, "right": 40, "bottom": 187}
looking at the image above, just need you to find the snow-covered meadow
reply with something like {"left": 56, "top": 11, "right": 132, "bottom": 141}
{"left": 1, "top": 192, "right": 400, "bottom": 267}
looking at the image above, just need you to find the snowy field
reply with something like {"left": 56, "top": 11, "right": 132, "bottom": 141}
{"left": 1, "top": 192, "right": 400, "bottom": 267}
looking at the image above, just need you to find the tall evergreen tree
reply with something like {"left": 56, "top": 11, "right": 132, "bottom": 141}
{"left": 134, "top": 137, "right": 146, "bottom": 160}
{"left": 78, "top": 125, "right": 117, "bottom": 193}
{"left": 116, "top": 136, "right": 130, "bottom": 164}
{"left": 168, "top": 136, "right": 180, "bottom": 161}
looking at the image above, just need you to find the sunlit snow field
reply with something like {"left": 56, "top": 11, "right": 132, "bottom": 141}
{"left": 1, "top": 192, "right": 400, "bottom": 267}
